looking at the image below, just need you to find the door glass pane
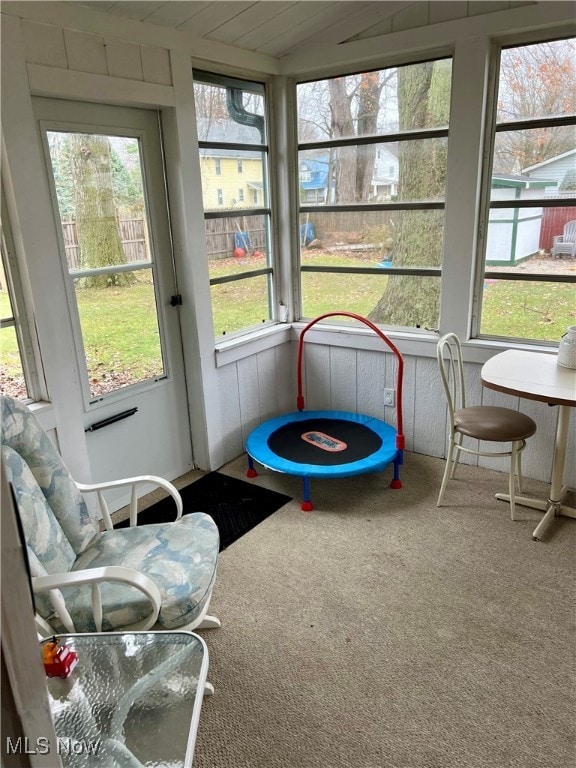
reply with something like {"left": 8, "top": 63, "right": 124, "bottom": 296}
{"left": 45, "top": 130, "right": 165, "bottom": 399}
{"left": 74, "top": 270, "right": 163, "bottom": 398}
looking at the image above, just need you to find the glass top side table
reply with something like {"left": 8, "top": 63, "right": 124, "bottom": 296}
{"left": 43, "top": 631, "right": 209, "bottom": 768}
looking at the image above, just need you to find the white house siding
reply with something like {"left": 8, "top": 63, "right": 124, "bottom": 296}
{"left": 524, "top": 151, "right": 576, "bottom": 189}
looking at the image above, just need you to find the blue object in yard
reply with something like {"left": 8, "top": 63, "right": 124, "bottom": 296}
{"left": 377, "top": 260, "right": 392, "bottom": 268}
{"left": 235, "top": 232, "right": 252, "bottom": 251}
{"left": 300, "top": 222, "right": 315, "bottom": 246}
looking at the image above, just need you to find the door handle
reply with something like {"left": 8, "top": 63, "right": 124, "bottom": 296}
{"left": 85, "top": 408, "right": 138, "bottom": 432}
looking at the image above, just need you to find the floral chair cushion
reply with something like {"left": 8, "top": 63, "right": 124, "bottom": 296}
{"left": 56, "top": 513, "right": 219, "bottom": 632}
{"left": 2, "top": 444, "right": 76, "bottom": 574}
{"left": 1, "top": 396, "right": 98, "bottom": 554}
{"left": 1, "top": 444, "right": 68, "bottom": 622}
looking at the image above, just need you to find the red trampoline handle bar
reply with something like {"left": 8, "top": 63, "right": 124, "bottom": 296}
{"left": 296, "top": 312, "right": 404, "bottom": 443}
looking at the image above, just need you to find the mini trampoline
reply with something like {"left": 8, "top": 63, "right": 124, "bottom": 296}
{"left": 246, "top": 312, "right": 405, "bottom": 510}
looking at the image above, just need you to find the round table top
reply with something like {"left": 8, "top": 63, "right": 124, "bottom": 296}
{"left": 481, "top": 349, "right": 576, "bottom": 407}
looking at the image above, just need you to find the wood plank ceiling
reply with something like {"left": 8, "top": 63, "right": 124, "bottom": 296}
{"left": 82, "top": 1, "right": 536, "bottom": 58}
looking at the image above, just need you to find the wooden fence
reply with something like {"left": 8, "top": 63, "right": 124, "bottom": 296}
{"left": 63, "top": 215, "right": 268, "bottom": 265}
{"left": 204, "top": 216, "right": 267, "bottom": 259}
{"left": 62, "top": 219, "right": 148, "bottom": 269}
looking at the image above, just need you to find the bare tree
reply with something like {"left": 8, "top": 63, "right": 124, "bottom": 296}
{"left": 495, "top": 39, "right": 576, "bottom": 173}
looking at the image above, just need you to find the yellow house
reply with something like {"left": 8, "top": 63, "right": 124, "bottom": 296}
{"left": 199, "top": 151, "right": 264, "bottom": 210}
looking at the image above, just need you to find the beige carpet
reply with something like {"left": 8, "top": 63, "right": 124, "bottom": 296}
{"left": 141, "top": 453, "right": 576, "bottom": 768}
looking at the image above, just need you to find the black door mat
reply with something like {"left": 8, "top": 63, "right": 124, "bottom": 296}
{"left": 114, "top": 471, "right": 292, "bottom": 551}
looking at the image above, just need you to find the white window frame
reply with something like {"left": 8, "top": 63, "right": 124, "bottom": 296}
{"left": 0, "top": 191, "right": 43, "bottom": 402}
{"left": 295, "top": 56, "right": 452, "bottom": 330}
{"left": 193, "top": 69, "right": 277, "bottom": 341}
{"left": 473, "top": 33, "right": 576, "bottom": 344}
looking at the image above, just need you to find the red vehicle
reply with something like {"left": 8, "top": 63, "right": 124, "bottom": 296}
{"left": 43, "top": 638, "right": 78, "bottom": 679}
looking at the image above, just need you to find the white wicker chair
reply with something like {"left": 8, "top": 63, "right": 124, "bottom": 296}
{"left": 1, "top": 395, "right": 220, "bottom": 639}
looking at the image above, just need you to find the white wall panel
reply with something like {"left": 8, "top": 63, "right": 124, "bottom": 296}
{"left": 256, "top": 347, "right": 279, "bottom": 421}
{"left": 104, "top": 37, "right": 143, "bottom": 80}
{"left": 64, "top": 28, "right": 107, "bottom": 74}
{"left": 398, "top": 355, "right": 416, "bottom": 450}
{"left": 357, "top": 349, "right": 386, "bottom": 419}
{"left": 517, "top": 397, "right": 556, "bottom": 483}
{"left": 141, "top": 44, "right": 172, "bottom": 85}
{"left": 275, "top": 343, "right": 295, "bottom": 414}
{"left": 413, "top": 356, "right": 445, "bottom": 458}
{"left": 329, "top": 346, "right": 357, "bottom": 412}
{"left": 22, "top": 20, "right": 67, "bottom": 67}
{"left": 237, "top": 355, "right": 261, "bottom": 446}
{"left": 302, "top": 343, "right": 331, "bottom": 410}
{"left": 218, "top": 362, "right": 243, "bottom": 463}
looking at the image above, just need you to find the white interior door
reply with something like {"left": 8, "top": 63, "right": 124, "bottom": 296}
{"left": 33, "top": 98, "right": 193, "bottom": 507}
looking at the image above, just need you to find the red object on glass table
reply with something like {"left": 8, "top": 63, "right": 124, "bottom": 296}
{"left": 43, "top": 637, "right": 78, "bottom": 679}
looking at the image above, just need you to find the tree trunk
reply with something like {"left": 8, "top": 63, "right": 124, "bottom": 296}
{"left": 356, "top": 72, "right": 380, "bottom": 201}
{"left": 329, "top": 78, "right": 357, "bottom": 203}
{"left": 369, "top": 62, "right": 448, "bottom": 327}
{"left": 329, "top": 74, "right": 382, "bottom": 204}
{"left": 70, "top": 134, "right": 133, "bottom": 289}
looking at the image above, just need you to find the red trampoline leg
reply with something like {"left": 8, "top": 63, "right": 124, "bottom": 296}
{"left": 246, "top": 455, "right": 258, "bottom": 479}
{"left": 389, "top": 451, "right": 403, "bottom": 489}
{"left": 301, "top": 477, "right": 314, "bottom": 512}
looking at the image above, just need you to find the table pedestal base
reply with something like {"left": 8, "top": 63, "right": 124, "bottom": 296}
{"left": 496, "top": 485, "right": 576, "bottom": 540}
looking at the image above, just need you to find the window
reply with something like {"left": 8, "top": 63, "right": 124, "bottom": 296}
{"left": 238, "top": 189, "right": 245, "bottom": 202}
{"left": 296, "top": 58, "right": 452, "bottom": 329}
{"left": 194, "top": 71, "right": 275, "bottom": 338}
{"left": 0, "top": 197, "right": 39, "bottom": 400}
{"left": 477, "top": 37, "right": 576, "bottom": 343}
{"left": 43, "top": 128, "right": 167, "bottom": 400}
{"left": 217, "top": 189, "right": 224, "bottom": 206}
{"left": 215, "top": 158, "right": 221, "bottom": 175}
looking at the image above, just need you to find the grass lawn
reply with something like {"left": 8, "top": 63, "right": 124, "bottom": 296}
{"left": 480, "top": 279, "right": 575, "bottom": 339}
{"left": 2, "top": 254, "right": 574, "bottom": 396}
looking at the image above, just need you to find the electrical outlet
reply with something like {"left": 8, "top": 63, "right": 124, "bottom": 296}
{"left": 384, "top": 388, "right": 395, "bottom": 407}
